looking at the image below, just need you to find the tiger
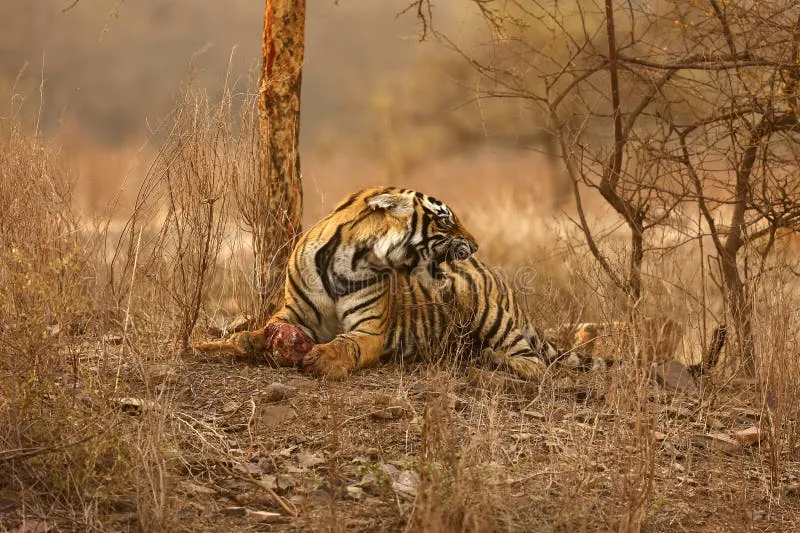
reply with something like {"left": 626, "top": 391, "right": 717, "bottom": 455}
{"left": 193, "top": 186, "right": 613, "bottom": 379}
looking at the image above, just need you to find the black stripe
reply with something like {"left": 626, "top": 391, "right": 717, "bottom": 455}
{"left": 285, "top": 304, "right": 312, "bottom": 334}
{"left": 507, "top": 333, "right": 525, "bottom": 348}
{"left": 342, "top": 291, "right": 385, "bottom": 320}
{"left": 333, "top": 192, "right": 360, "bottom": 213}
{"left": 348, "top": 314, "right": 383, "bottom": 332}
{"left": 418, "top": 213, "right": 432, "bottom": 248}
{"left": 483, "top": 305, "right": 505, "bottom": 347}
{"left": 336, "top": 274, "right": 383, "bottom": 297}
{"left": 351, "top": 245, "right": 371, "bottom": 270}
{"left": 416, "top": 283, "right": 437, "bottom": 334}
{"left": 348, "top": 208, "right": 377, "bottom": 229}
{"left": 494, "top": 318, "right": 515, "bottom": 348}
{"left": 315, "top": 227, "right": 343, "bottom": 299}
{"left": 288, "top": 273, "right": 322, "bottom": 324}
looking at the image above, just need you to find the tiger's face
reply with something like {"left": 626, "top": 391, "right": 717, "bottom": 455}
{"left": 361, "top": 188, "right": 478, "bottom": 271}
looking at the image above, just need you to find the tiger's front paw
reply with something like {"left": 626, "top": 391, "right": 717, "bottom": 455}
{"left": 301, "top": 345, "right": 352, "bottom": 380}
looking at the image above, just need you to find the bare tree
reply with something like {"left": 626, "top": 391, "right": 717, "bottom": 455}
{"left": 252, "top": 0, "right": 306, "bottom": 321}
{"left": 411, "top": 0, "right": 800, "bottom": 373}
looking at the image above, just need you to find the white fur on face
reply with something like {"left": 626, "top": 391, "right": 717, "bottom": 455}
{"left": 420, "top": 196, "right": 452, "bottom": 219}
{"left": 367, "top": 193, "right": 413, "bottom": 216}
{"left": 372, "top": 228, "right": 406, "bottom": 264}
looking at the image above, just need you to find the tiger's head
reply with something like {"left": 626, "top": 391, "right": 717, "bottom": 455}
{"left": 339, "top": 187, "right": 478, "bottom": 272}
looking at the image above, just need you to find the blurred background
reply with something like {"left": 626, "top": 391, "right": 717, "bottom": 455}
{"left": 0, "top": 0, "right": 561, "bottom": 220}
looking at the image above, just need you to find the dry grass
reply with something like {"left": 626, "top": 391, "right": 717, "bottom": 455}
{"left": 2, "top": 89, "right": 800, "bottom": 533}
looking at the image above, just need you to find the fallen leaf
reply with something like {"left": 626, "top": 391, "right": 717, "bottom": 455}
{"left": 276, "top": 474, "right": 295, "bottom": 492}
{"left": 297, "top": 452, "right": 325, "bottom": 469}
{"left": 731, "top": 426, "right": 762, "bottom": 446}
{"left": 260, "top": 405, "right": 297, "bottom": 427}
{"left": 259, "top": 475, "right": 277, "bottom": 491}
{"left": 233, "top": 463, "right": 262, "bottom": 476}
{"left": 693, "top": 432, "right": 741, "bottom": 454}
{"left": 246, "top": 510, "right": 285, "bottom": 523}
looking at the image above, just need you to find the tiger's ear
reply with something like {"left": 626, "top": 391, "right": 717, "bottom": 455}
{"left": 366, "top": 193, "right": 413, "bottom": 216}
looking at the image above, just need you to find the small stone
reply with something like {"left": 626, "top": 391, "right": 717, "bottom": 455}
{"left": 371, "top": 395, "right": 409, "bottom": 420}
{"left": 220, "top": 506, "right": 248, "bottom": 517}
{"left": 732, "top": 426, "right": 762, "bottom": 446}
{"left": 263, "top": 382, "right": 297, "bottom": 402}
{"left": 392, "top": 470, "right": 419, "bottom": 500}
{"left": 346, "top": 486, "right": 364, "bottom": 500}
{"left": 379, "top": 463, "right": 400, "bottom": 477}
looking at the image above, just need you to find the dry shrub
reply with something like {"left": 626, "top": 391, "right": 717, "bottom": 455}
{"left": 0, "top": 84, "right": 248, "bottom": 530}
{"left": 0, "top": 107, "right": 151, "bottom": 530}
{"left": 411, "top": 374, "right": 513, "bottom": 532}
{"left": 111, "top": 87, "right": 240, "bottom": 352}
{"left": 751, "top": 271, "right": 800, "bottom": 487}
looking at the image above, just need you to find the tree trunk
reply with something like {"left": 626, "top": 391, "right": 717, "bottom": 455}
{"left": 256, "top": 0, "right": 305, "bottom": 321}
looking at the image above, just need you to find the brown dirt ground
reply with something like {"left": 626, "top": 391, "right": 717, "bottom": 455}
{"left": 81, "top": 352, "right": 800, "bottom": 532}
{"left": 2, "top": 336, "right": 799, "bottom": 532}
